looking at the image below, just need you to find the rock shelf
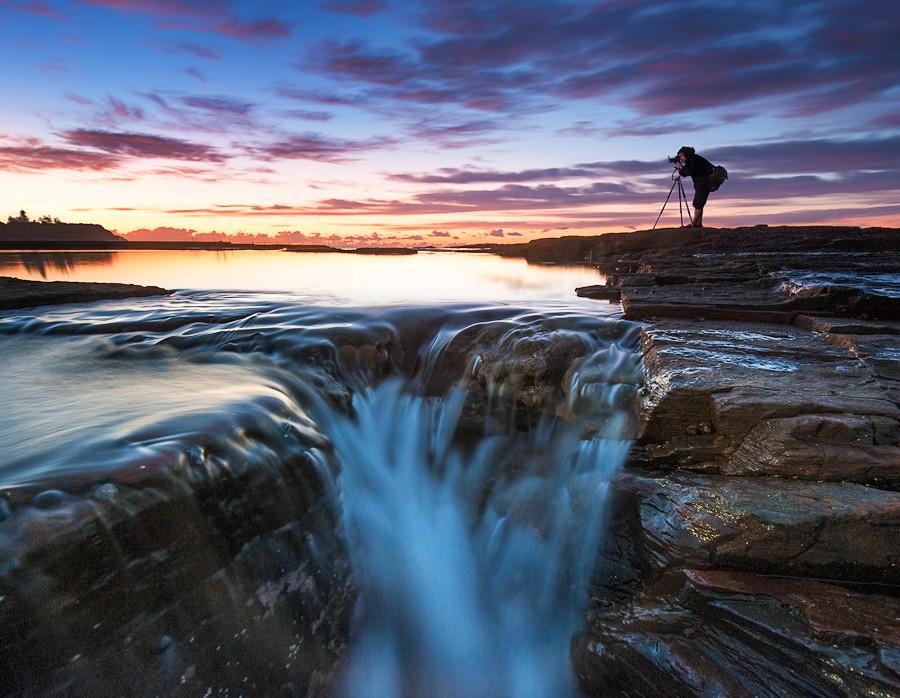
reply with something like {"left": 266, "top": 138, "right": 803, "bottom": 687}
{"left": 0, "top": 276, "right": 170, "bottom": 310}
{"left": 571, "top": 225, "right": 900, "bottom": 696}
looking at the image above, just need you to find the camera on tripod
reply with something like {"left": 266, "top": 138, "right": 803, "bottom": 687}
{"left": 667, "top": 155, "right": 680, "bottom": 165}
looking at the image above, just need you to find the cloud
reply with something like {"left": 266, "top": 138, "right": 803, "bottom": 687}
{"left": 430, "top": 230, "right": 451, "bottom": 237}
{"left": 251, "top": 133, "right": 395, "bottom": 163}
{"left": 65, "top": 92, "right": 94, "bottom": 106}
{"left": 62, "top": 129, "right": 226, "bottom": 162}
{"left": 107, "top": 96, "right": 145, "bottom": 121}
{"left": 184, "top": 67, "right": 207, "bottom": 81}
{"left": 706, "top": 136, "right": 900, "bottom": 176}
{"left": 165, "top": 42, "right": 222, "bottom": 61}
{"left": 42, "top": 57, "right": 73, "bottom": 74}
{"left": 0, "top": 138, "right": 120, "bottom": 172}
{"left": 71, "top": 0, "right": 293, "bottom": 41}
{"left": 279, "top": 108, "right": 334, "bottom": 122}
{"left": 121, "top": 226, "right": 196, "bottom": 241}
{"left": 180, "top": 95, "right": 254, "bottom": 115}
{"left": 207, "top": 17, "right": 292, "bottom": 40}
{"left": 1, "top": 0, "right": 63, "bottom": 18}
{"left": 319, "top": 0, "right": 388, "bottom": 17}
{"left": 488, "top": 229, "right": 505, "bottom": 237}
{"left": 390, "top": 163, "right": 627, "bottom": 184}
{"left": 300, "top": 0, "right": 898, "bottom": 137}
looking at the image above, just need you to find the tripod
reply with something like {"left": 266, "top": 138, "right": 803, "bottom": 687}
{"left": 652, "top": 169, "right": 692, "bottom": 229}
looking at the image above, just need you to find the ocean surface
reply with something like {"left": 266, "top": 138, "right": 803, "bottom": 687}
{"left": 0, "top": 248, "right": 606, "bottom": 304}
{"left": 0, "top": 249, "right": 642, "bottom": 697}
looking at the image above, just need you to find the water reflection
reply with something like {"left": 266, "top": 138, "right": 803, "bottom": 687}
{"left": 0, "top": 251, "right": 115, "bottom": 278}
{"left": 0, "top": 249, "right": 606, "bottom": 305}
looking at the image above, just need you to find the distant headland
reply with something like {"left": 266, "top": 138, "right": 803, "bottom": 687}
{"left": 0, "top": 211, "right": 416, "bottom": 254}
{"left": 1, "top": 211, "right": 120, "bottom": 243}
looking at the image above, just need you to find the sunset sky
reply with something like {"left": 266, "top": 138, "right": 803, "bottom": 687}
{"left": 2, "top": 0, "right": 898, "bottom": 246}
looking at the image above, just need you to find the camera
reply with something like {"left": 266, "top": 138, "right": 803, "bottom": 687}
{"left": 667, "top": 155, "right": 680, "bottom": 164}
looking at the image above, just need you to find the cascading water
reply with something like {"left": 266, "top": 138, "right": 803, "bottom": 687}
{"left": 312, "top": 322, "right": 641, "bottom": 698}
{"left": 0, "top": 292, "right": 641, "bottom": 698}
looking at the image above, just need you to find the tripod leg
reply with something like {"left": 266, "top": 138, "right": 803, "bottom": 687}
{"left": 653, "top": 178, "right": 680, "bottom": 230}
{"left": 678, "top": 178, "right": 689, "bottom": 226}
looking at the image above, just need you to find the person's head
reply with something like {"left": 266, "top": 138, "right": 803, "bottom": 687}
{"left": 677, "top": 146, "right": 695, "bottom": 162}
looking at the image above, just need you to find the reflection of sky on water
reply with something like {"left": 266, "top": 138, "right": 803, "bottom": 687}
{"left": 0, "top": 250, "right": 606, "bottom": 305}
{"left": 0, "top": 252, "right": 116, "bottom": 278}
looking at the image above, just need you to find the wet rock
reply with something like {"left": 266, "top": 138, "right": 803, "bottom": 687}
{"left": 573, "top": 226, "right": 900, "bottom": 323}
{"left": 575, "top": 569, "right": 900, "bottom": 697}
{"left": 0, "top": 276, "right": 170, "bottom": 311}
{"left": 529, "top": 225, "right": 900, "bottom": 697}
{"left": 724, "top": 413, "right": 900, "bottom": 485}
{"left": 636, "top": 473, "right": 900, "bottom": 584}
{"left": 31, "top": 489, "right": 67, "bottom": 509}
{"left": 0, "top": 420, "right": 352, "bottom": 698}
{"left": 634, "top": 319, "right": 900, "bottom": 478}
{"left": 575, "top": 284, "right": 621, "bottom": 301}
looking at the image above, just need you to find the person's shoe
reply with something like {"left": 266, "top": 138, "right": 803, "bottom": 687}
{"left": 682, "top": 223, "right": 693, "bottom": 228}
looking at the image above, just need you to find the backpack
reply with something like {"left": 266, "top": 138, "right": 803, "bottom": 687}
{"left": 708, "top": 165, "right": 728, "bottom": 192}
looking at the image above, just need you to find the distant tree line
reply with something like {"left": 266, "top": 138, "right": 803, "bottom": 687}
{"left": 6, "top": 210, "right": 62, "bottom": 224}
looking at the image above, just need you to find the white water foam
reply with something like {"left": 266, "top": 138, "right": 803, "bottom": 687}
{"left": 319, "top": 341, "right": 638, "bottom": 697}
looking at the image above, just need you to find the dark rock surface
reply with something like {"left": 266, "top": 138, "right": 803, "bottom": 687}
{"left": 570, "top": 225, "right": 900, "bottom": 696}
{"left": 0, "top": 276, "right": 171, "bottom": 310}
{"left": 0, "top": 437, "right": 351, "bottom": 698}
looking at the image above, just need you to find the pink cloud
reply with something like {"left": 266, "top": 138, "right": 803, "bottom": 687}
{"left": 64, "top": 92, "right": 94, "bottom": 105}
{"left": 62, "top": 129, "right": 226, "bottom": 162}
{"left": 107, "top": 96, "right": 145, "bottom": 120}
{"left": 0, "top": 138, "right": 120, "bottom": 172}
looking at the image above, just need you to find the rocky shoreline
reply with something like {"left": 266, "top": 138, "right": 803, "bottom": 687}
{"left": 0, "top": 276, "right": 170, "bottom": 310}
{"left": 567, "top": 225, "right": 900, "bottom": 695}
{"left": 0, "top": 225, "right": 898, "bottom": 696}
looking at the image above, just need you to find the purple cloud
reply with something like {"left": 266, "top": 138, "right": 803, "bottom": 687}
{"left": 62, "top": 129, "right": 226, "bottom": 162}
{"left": 300, "top": 0, "right": 898, "bottom": 134}
{"left": 107, "top": 96, "right": 145, "bottom": 121}
{"left": 320, "top": 0, "right": 388, "bottom": 17}
{"left": 280, "top": 108, "right": 334, "bottom": 122}
{"left": 74, "top": 0, "right": 293, "bottom": 40}
{"left": 1, "top": 0, "right": 63, "bottom": 18}
{"left": 65, "top": 92, "right": 94, "bottom": 106}
{"left": 209, "top": 17, "right": 292, "bottom": 39}
{"left": 391, "top": 164, "right": 613, "bottom": 185}
{"left": 184, "top": 67, "right": 207, "bottom": 81}
{"left": 0, "top": 137, "right": 121, "bottom": 172}
{"left": 180, "top": 95, "right": 254, "bottom": 115}
{"left": 167, "top": 42, "right": 222, "bottom": 61}
{"left": 252, "top": 133, "right": 395, "bottom": 163}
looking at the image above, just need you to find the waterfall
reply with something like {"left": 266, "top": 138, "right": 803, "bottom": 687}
{"left": 314, "top": 327, "right": 641, "bottom": 698}
{"left": 0, "top": 295, "right": 641, "bottom": 698}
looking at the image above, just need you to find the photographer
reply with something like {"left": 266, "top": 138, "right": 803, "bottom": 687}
{"left": 672, "top": 146, "right": 714, "bottom": 228}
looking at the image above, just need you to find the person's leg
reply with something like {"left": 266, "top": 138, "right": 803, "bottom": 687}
{"left": 692, "top": 186, "right": 710, "bottom": 227}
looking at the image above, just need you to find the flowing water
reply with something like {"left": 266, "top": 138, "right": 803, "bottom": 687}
{"left": 0, "top": 251, "right": 642, "bottom": 697}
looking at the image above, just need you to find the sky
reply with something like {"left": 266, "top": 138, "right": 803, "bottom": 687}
{"left": 1, "top": 0, "right": 898, "bottom": 246}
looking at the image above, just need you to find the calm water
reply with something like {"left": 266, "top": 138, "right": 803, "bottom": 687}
{"left": 0, "top": 249, "right": 605, "bottom": 305}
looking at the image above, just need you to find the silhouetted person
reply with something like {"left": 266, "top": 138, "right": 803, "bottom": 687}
{"left": 674, "top": 146, "right": 714, "bottom": 227}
